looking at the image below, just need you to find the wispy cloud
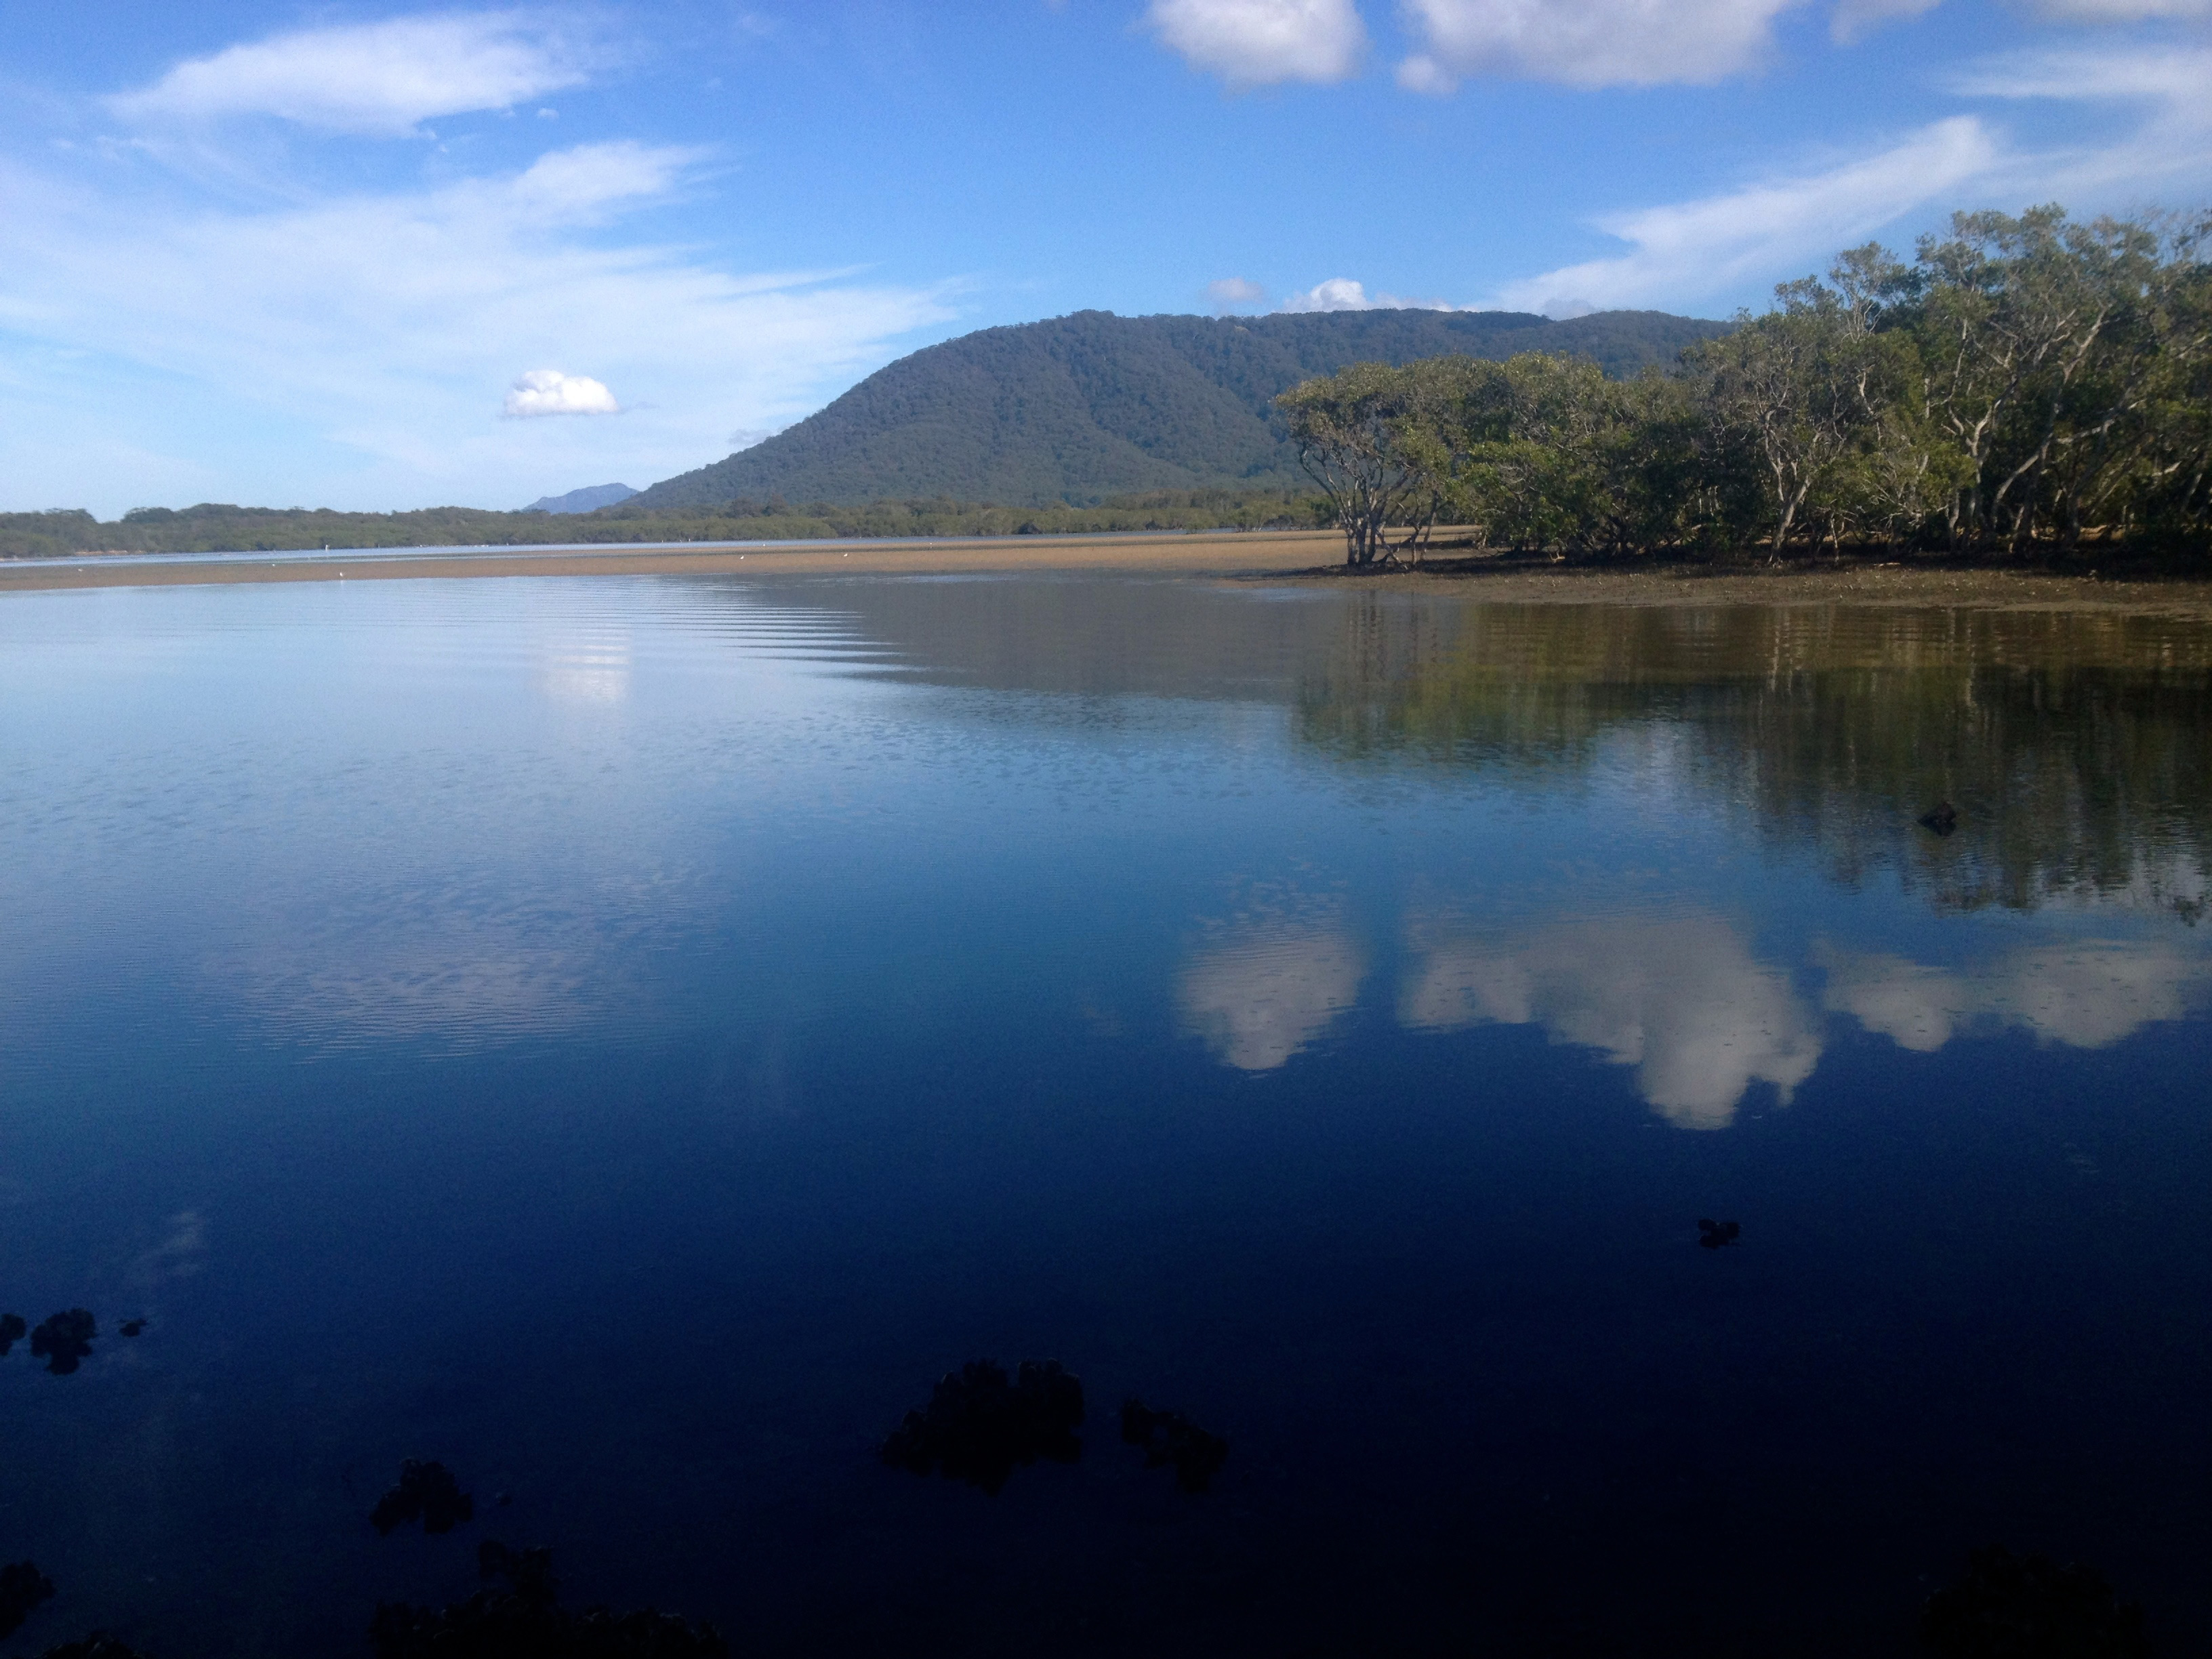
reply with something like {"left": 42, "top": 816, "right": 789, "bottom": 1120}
{"left": 1205, "top": 275, "right": 1269, "bottom": 310}
{"left": 1490, "top": 116, "right": 1999, "bottom": 314}
{"left": 105, "top": 11, "right": 602, "bottom": 137}
{"left": 1146, "top": 0, "right": 1369, "bottom": 86}
{"left": 2011, "top": 0, "right": 2212, "bottom": 19}
{"left": 1830, "top": 0, "right": 1943, "bottom": 42}
{"left": 0, "top": 137, "right": 955, "bottom": 512}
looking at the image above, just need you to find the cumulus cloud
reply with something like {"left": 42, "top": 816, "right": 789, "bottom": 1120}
{"left": 106, "top": 12, "right": 599, "bottom": 136}
{"left": 1147, "top": 0, "right": 1368, "bottom": 86}
{"left": 1280, "top": 276, "right": 1377, "bottom": 311}
{"left": 1820, "top": 941, "right": 2212, "bottom": 1052}
{"left": 1401, "top": 914, "right": 1822, "bottom": 1129}
{"left": 1206, "top": 275, "right": 1269, "bottom": 310}
{"left": 504, "top": 368, "right": 619, "bottom": 417}
{"left": 1397, "top": 0, "right": 1806, "bottom": 90}
{"left": 1179, "top": 915, "right": 1366, "bottom": 1071}
{"left": 1275, "top": 276, "right": 1456, "bottom": 311}
{"left": 1490, "top": 116, "right": 1999, "bottom": 313}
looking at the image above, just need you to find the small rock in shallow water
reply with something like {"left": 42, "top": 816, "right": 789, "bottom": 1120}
{"left": 37, "top": 1636, "right": 148, "bottom": 1658}
{"left": 880, "top": 1359, "right": 1084, "bottom": 1494}
{"left": 1922, "top": 1545, "right": 2148, "bottom": 1658}
{"left": 1919, "top": 802, "right": 1960, "bottom": 836}
{"left": 0, "top": 1314, "right": 24, "bottom": 1357}
{"left": 370, "top": 1544, "right": 725, "bottom": 1658}
{"left": 0, "top": 1561, "right": 56, "bottom": 1641}
{"left": 1120, "top": 1399, "right": 1229, "bottom": 1493}
{"left": 30, "top": 1311, "right": 95, "bottom": 1376}
{"left": 371, "top": 1459, "right": 476, "bottom": 1536}
{"left": 117, "top": 1319, "right": 147, "bottom": 1338}
{"left": 1697, "top": 1219, "right": 1742, "bottom": 1249}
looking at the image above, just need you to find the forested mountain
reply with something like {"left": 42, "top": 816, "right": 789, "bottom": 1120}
{"left": 628, "top": 308, "right": 1727, "bottom": 510}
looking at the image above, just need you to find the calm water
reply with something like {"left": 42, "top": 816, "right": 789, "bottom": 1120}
{"left": 1, "top": 571, "right": 2208, "bottom": 1657}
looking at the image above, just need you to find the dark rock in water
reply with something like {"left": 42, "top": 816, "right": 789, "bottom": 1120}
{"left": 1919, "top": 801, "right": 1960, "bottom": 836}
{"left": 880, "top": 1359, "right": 1084, "bottom": 1494}
{"left": 1697, "top": 1218, "right": 1742, "bottom": 1249}
{"left": 30, "top": 1311, "right": 95, "bottom": 1375}
{"left": 1922, "top": 1545, "right": 2149, "bottom": 1658}
{"left": 370, "top": 1543, "right": 725, "bottom": 1658}
{"left": 477, "top": 1540, "right": 558, "bottom": 1604}
{"left": 0, "top": 1313, "right": 24, "bottom": 1357}
{"left": 117, "top": 1319, "right": 147, "bottom": 1338}
{"left": 0, "top": 1561, "right": 56, "bottom": 1641}
{"left": 1120, "top": 1398, "right": 1229, "bottom": 1493}
{"left": 371, "top": 1459, "right": 476, "bottom": 1536}
{"left": 37, "top": 1636, "right": 148, "bottom": 1658}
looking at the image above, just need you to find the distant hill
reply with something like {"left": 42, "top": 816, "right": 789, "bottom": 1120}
{"left": 630, "top": 308, "right": 1728, "bottom": 511}
{"left": 529, "top": 482, "right": 636, "bottom": 513}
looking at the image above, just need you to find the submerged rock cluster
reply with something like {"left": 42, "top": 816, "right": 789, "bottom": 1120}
{"left": 371, "top": 1460, "right": 476, "bottom": 1536}
{"left": 1119, "top": 1399, "right": 1229, "bottom": 1494}
{"left": 1697, "top": 1219, "right": 1742, "bottom": 1250}
{"left": 368, "top": 1540, "right": 726, "bottom": 1658}
{"left": 880, "top": 1359, "right": 1086, "bottom": 1494}
{"left": 0, "top": 1561, "right": 56, "bottom": 1642}
{"left": 0, "top": 1314, "right": 23, "bottom": 1357}
{"left": 1922, "top": 1546, "right": 2149, "bottom": 1658}
{"left": 30, "top": 1311, "right": 97, "bottom": 1376}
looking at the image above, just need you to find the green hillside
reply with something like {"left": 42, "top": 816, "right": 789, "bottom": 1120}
{"left": 628, "top": 307, "right": 1728, "bottom": 511}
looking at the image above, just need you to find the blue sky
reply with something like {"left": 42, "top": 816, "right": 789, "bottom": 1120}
{"left": 3, "top": 0, "right": 2208, "bottom": 517}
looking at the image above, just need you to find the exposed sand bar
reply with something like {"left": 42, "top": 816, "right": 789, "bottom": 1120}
{"left": 0, "top": 531, "right": 1338, "bottom": 593}
{"left": 5, "top": 529, "right": 2211, "bottom": 617}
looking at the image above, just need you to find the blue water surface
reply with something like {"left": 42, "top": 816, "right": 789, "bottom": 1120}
{"left": 1, "top": 571, "right": 2207, "bottom": 1657}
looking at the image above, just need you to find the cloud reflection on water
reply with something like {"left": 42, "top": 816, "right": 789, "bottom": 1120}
{"left": 1819, "top": 941, "right": 2212, "bottom": 1052}
{"left": 1179, "top": 914, "right": 1366, "bottom": 1072}
{"left": 1399, "top": 912, "right": 1822, "bottom": 1128}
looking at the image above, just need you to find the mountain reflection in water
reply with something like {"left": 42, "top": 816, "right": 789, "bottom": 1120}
{"left": 1, "top": 572, "right": 2209, "bottom": 1658}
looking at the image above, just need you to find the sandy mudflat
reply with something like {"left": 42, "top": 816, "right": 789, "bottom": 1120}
{"left": 5, "top": 530, "right": 2211, "bottom": 616}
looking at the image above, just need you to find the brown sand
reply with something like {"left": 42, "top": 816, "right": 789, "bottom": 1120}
{"left": 6, "top": 531, "right": 2211, "bottom": 617}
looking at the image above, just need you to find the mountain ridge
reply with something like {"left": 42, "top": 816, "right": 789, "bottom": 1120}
{"left": 630, "top": 306, "right": 1729, "bottom": 511}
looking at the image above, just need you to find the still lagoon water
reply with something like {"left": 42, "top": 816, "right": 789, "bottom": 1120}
{"left": 1, "top": 571, "right": 2208, "bottom": 1656}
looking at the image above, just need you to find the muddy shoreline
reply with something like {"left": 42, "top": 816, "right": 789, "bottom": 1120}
{"left": 5, "top": 531, "right": 2210, "bottom": 617}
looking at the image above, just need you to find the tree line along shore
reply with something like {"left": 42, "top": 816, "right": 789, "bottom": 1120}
{"left": 1285, "top": 207, "right": 2211, "bottom": 569}
{"left": 7, "top": 205, "right": 2205, "bottom": 573}
{"left": 0, "top": 490, "right": 1322, "bottom": 562}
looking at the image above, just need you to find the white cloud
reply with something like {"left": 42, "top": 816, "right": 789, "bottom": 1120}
{"left": 1398, "top": 0, "right": 1807, "bottom": 89}
{"left": 1206, "top": 275, "right": 1269, "bottom": 310}
{"left": 1947, "top": 41, "right": 2212, "bottom": 199}
{"left": 1820, "top": 941, "right": 2212, "bottom": 1052}
{"left": 504, "top": 369, "right": 619, "bottom": 417}
{"left": 106, "top": 12, "right": 598, "bottom": 137}
{"left": 1273, "top": 276, "right": 1458, "bottom": 310}
{"left": 1146, "top": 0, "right": 1368, "bottom": 86}
{"left": 2014, "top": 0, "right": 2212, "bottom": 18}
{"left": 1280, "top": 276, "right": 1376, "bottom": 311}
{"left": 1952, "top": 40, "right": 2212, "bottom": 101}
{"left": 1490, "top": 116, "right": 1999, "bottom": 313}
{"left": 0, "top": 140, "right": 956, "bottom": 513}
{"left": 1831, "top": 0, "right": 1944, "bottom": 42}
{"left": 1401, "top": 914, "right": 1822, "bottom": 1129}
{"left": 1179, "top": 915, "right": 1366, "bottom": 1071}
